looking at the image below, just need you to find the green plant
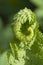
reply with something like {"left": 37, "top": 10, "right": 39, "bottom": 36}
{"left": 7, "top": 8, "right": 43, "bottom": 65}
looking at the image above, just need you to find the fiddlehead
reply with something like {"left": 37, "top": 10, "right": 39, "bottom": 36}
{"left": 8, "top": 8, "right": 39, "bottom": 65}
{"left": 13, "top": 8, "right": 38, "bottom": 43}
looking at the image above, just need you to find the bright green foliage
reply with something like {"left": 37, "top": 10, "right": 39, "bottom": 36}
{"left": 7, "top": 8, "right": 43, "bottom": 65}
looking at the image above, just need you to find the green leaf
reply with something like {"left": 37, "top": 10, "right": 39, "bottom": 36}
{"left": 0, "top": 51, "right": 8, "bottom": 65}
{"left": 31, "top": 0, "right": 43, "bottom": 8}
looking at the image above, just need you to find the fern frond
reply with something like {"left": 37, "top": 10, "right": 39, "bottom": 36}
{"left": 7, "top": 8, "right": 43, "bottom": 65}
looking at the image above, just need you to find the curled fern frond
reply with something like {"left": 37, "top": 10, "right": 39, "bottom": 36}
{"left": 13, "top": 8, "right": 38, "bottom": 43}
{"left": 7, "top": 8, "right": 43, "bottom": 65}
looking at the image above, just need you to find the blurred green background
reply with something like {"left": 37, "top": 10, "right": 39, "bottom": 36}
{"left": 0, "top": 0, "right": 43, "bottom": 65}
